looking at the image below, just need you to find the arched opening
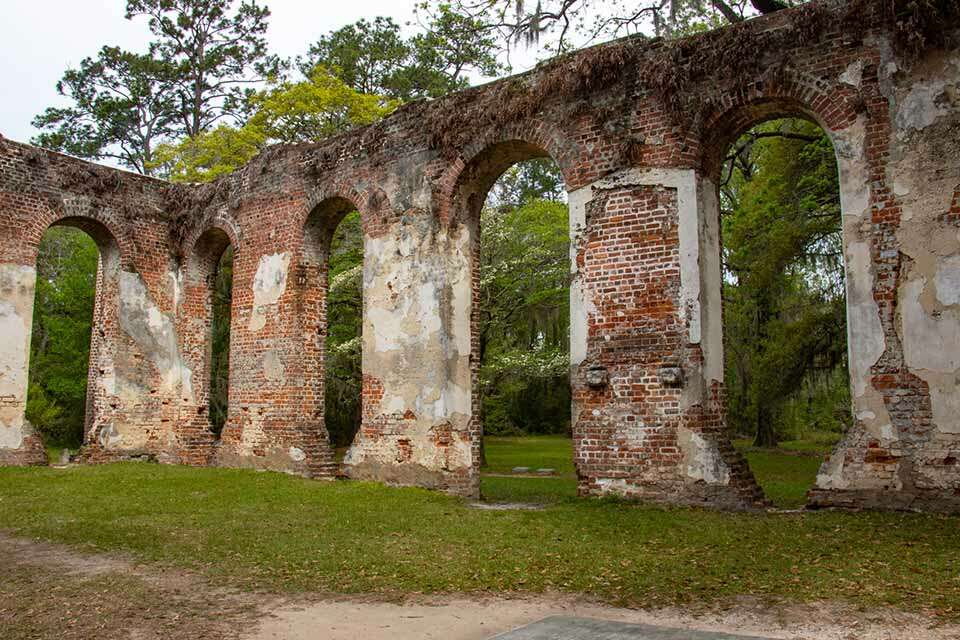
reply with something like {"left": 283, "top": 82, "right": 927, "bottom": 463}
{"left": 453, "top": 142, "right": 574, "bottom": 503}
{"left": 714, "top": 115, "right": 847, "bottom": 508}
{"left": 26, "top": 218, "right": 121, "bottom": 461}
{"left": 303, "top": 197, "right": 362, "bottom": 460}
{"left": 188, "top": 228, "right": 234, "bottom": 439}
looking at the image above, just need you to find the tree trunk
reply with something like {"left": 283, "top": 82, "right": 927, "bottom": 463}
{"left": 753, "top": 402, "right": 778, "bottom": 447}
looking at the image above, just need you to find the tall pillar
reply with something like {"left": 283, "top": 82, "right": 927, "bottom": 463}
{"left": 568, "top": 167, "right": 764, "bottom": 509}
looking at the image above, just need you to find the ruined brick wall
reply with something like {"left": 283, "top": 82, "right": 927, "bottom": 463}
{"left": 1, "top": 0, "right": 958, "bottom": 512}
{"left": 0, "top": 142, "right": 188, "bottom": 464}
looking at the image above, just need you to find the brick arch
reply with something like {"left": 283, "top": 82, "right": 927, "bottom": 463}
{"left": 22, "top": 198, "right": 133, "bottom": 273}
{"left": 690, "top": 70, "right": 862, "bottom": 179}
{"left": 176, "top": 215, "right": 241, "bottom": 457}
{"left": 304, "top": 181, "right": 396, "bottom": 240}
{"left": 303, "top": 187, "right": 365, "bottom": 259}
{"left": 686, "top": 69, "right": 870, "bottom": 509}
{"left": 182, "top": 212, "right": 242, "bottom": 267}
{"left": 435, "top": 118, "right": 583, "bottom": 226}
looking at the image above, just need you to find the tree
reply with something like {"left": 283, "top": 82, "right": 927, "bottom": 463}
{"left": 149, "top": 122, "right": 265, "bottom": 182}
{"left": 209, "top": 247, "right": 233, "bottom": 435}
{"left": 398, "top": 4, "right": 505, "bottom": 97}
{"left": 26, "top": 228, "right": 100, "bottom": 448}
{"left": 488, "top": 158, "right": 565, "bottom": 207}
{"left": 300, "top": 8, "right": 505, "bottom": 101}
{"left": 437, "top": 0, "right": 792, "bottom": 54}
{"left": 299, "top": 17, "right": 411, "bottom": 97}
{"left": 149, "top": 69, "right": 396, "bottom": 181}
{"left": 31, "top": 47, "right": 177, "bottom": 174}
{"left": 126, "top": 0, "right": 282, "bottom": 138}
{"left": 480, "top": 176, "right": 571, "bottom": 435}
{"left": 248, "top": 68, "right": 399, "bottom": 143}
{"left": 324, "top": 213, "right": 364, "bottom": 447}
{"left": 720, "top": 119, "right": 846, "bottom": 447}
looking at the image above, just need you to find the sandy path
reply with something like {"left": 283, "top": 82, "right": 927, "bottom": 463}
{"left": 1, "top": 532, "right": 955, "bottom": 640}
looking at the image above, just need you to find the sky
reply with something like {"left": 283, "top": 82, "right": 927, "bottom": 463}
{"left": 0, "top": 0, "right": 542, "bottom": 145}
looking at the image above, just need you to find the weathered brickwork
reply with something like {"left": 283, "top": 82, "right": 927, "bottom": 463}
{"left": 1, "top": 0, "right": 958, "bottom": 512}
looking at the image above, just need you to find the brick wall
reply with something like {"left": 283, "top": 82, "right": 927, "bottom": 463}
{"left": 1, "top": 0, "right": 958, "bottom": 512}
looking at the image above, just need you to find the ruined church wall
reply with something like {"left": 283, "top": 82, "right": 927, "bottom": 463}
{"left": 0, "top": 140, "right": 189, "bottom": 464}
{"left": 809, "top": 42, "right": 960, "bottom": 511}
{"left": 1, "top": 0, "right": 958, "bottom": 513}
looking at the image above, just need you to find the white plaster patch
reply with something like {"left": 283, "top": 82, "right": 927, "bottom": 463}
{"left": 119, "top": 272, "right": 193, "bottom": 399}
{"left": 263, "top": 350, "right": 285, "bottom": 383}
{"left": 901, "top": 276, "right": 960, "bottom": 373}
{"left": 0, "top": 301, "right": 30, "bottom": 400}
{"left": 98, "top": 423, "right": 122, "bottom": 448}
{"left": 595, "top": 478, "right": 632, "bottom": 495}
{"left": 617, "top": 420, "right": 647, "bottom": 446}
{"left": 249, "top": 252, "right": 290, "bottom": 332}
{"left": 678, "top": 426, "right": 730, "bottom": 485}
{"left": 845, "top": 241, "right": 886, "bottom": 397}
{"left": 934, "top": 255, "right": 960, "bottom": 306}
{"left": 0, "top": 265, "right": 36, "bottom": 401}
{"left": 839, "top": 60, "right": 864, "bottom": 88}
{"left": 928, "top": 381, "right": 960, "bottom": 435}
{"left": 99, "top": 367, "right": 117, "bottom": 396}
{"left": 815, "top": 452, "right": 846, "bottom": 489}
{"left": 289, "top": 446, "right": 306, "bottom": 462}
{"left": 168, "top": 269, "right": 183, "bottom": 311}
{"left": 568, "top": 185, "right": 591, "bottom": 367}
{"left": 0, "top": 421, "right": 24, "bottom": 449}
{"left": 896, "top": 80, "right": 950, "bottom": 133}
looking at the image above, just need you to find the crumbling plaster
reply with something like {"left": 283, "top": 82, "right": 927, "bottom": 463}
{"left": 0, "top": 264, "right": 37, "bottom": 453}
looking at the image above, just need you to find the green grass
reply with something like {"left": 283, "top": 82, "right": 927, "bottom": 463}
{"left": 480, "top": 435, "right": 578, "bottom": 503}
{"left": 740, "top": 450, "right": 823, "bottom": 509}
{"left": 480, "top": 475, "right": 578, "bottom": 503}
{"left": 482, "top": 435, "right": 576, "bottom": 475}
{"left": 0, "top": 463, "right": 957, "bottom": 616}
{"left": 484, "top": 435, "right": 824, "bottom": 510}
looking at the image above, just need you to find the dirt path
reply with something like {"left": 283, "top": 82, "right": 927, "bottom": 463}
{"left": 1, "top": 532, "right": 955, "bottom": 640}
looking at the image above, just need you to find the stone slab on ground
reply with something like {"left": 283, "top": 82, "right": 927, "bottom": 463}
{"left": 492, "top": 616, "right": 772, "bottom": 640}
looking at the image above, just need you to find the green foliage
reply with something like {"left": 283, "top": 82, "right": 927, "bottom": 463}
{"left": 31, "top": 46, "right": 178, "bottom": 174}
{"left": 299, "top": 17, "right": 410, "bottom": 96}
{"left": 150, "top": 123, "right": 266, "bottom": 183}
{"left": 26, "top": 228, "right": 99, "bottom": 448}
{"left": 126, "top": 0, "right": 282, "bottom": 137}
{"left": 324, "top": 212, "right": 363, "bottom": 448}
{"left": 34, "top": 0, "right": 282, "bottom": 173}
{"left": 150, "top": 70, "right": 396, "bottom": 182}
{"left": 480, "top": 165, "right": 570, "bottom": 435}
{"left": 488, "top": 157, "right": 565, "bottom": 206}
{"left": 300, "top": 7, "right": 505, "bottom": 100}
{"left": 209, "top": 248, "right": 233, "bottom": 436}
{"left": 248, "top": 68, "right": 399, "bottom": 143}
{"left": 722, "top": 119, "right": 847, "bottom": 447}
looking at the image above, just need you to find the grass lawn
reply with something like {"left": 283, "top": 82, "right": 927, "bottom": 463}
{"left": 482, "top": 435, "right": 577, "bottom": 476}
{"left": 481, "top": 435, "right": 826, "bottom": 510}
{"left": 2, "top": 462, "right": 957, "bottom": 617}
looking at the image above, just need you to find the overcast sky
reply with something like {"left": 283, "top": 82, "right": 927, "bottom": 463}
{"left": 1, "top": 0, "right": 543, "bottom": 145}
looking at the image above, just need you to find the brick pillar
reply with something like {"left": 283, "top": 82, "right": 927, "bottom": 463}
{"left": 213, "top": 201, "right": 336, "bottom": 478}
{"left": 569, "top": 167, "right": 765, "bottom": 509}
{"left": 0, "top": 262, "right": 46, "bottom": 465}
{"left": 81, "top": 257, "right": 183, "bottom": 463}
{"left": 342, "top": 211, "right": 476, "bottom": 495}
